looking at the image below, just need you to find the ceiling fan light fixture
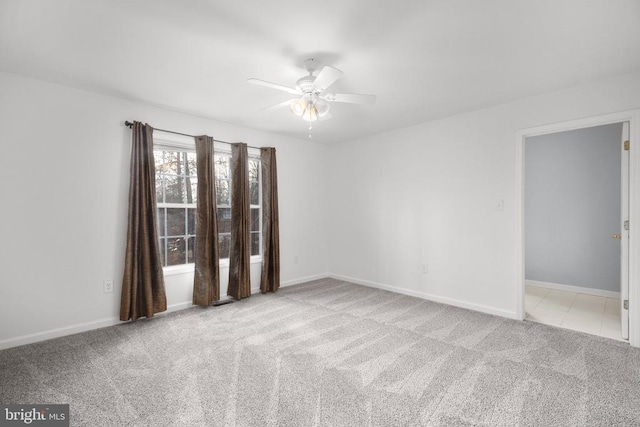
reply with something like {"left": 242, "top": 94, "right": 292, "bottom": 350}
{"left": 315, "top": 101, "right": 330, "bottom": 117}
{"left": 302, "top": 105, "right": 318, "bottom": 122}
{"left": 290, "top": 98, "right": 307, "bottom": 116}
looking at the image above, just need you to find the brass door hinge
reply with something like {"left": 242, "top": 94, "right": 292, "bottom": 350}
{"left": 624, "top": 140, "right": 630, "bottom": 151}
{"left": 624, "top": 300, "right": 629, "bottom": 310}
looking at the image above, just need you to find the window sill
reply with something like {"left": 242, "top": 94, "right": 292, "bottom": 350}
{"left": 162, "top": 256, "right": 263, "bottom": 276}
{"left": 163, "top": 265, "right": 194, "bottom": 276}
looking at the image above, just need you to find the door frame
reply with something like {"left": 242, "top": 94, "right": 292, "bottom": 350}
{"left": 515, "top": 109, "right": 640, "bottom": 347}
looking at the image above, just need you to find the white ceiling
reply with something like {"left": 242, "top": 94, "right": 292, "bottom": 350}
{"left": 1, "top": 0, "right": 640, "bottom": 143}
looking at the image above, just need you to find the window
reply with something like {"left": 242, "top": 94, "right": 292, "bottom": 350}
{"left": 249, "top": 158, "right": 261, "bottom": 256}
{"left": 215, "top": 154, "right": 232, "bottom": 259}
{"left": 155, "top": 150, "right": 198, "bottom": 267}
{"left": 214, "top": 154, "right": 262, "bottom": 259}
{"left": 154, "top": 146, "right": 261, "bottom": 268}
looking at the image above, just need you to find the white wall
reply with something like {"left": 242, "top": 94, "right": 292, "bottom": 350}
{"left": 525, "top": 123, "right": 622, "bottom": 293}
{"left": 328, "top": 72, "right": 640, "bottom": 318}
{"left": 3, "top": 69, "right": 640, "bottom": 349}
{"left": 0, "top": 71, "right": 329, "bottom": 348}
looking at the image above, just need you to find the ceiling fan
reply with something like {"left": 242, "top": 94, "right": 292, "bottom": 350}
{"left": 247, "top": 58, "right": 376, "bottom": 123}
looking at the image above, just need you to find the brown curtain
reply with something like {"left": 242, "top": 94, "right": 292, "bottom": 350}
{"left": 120, "top": 122, "right": 167, "bottom": 321}
{"left": 192, "top": 135, "right": 220, "bottom": 305}
{"left": 227, "top": 143, "right": 251, "bottom": 299}
{"left": 260, "top": 147, "right": 280, "bottom": 293}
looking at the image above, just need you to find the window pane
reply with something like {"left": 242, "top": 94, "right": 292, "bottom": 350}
{"left": 215, "top": 156, "right": 230, "bottom": 180}
{"left": 181, "top": 152, "right": 193, "bottom": 177}
{"left": 218, "top": 208, "right": 231, "bottom": 233}
{"left": 156, "top": 173, "right": 164, "bottom": 203}
{"left": 165, "top": 174, "right": 184, "bottom": 203}
{"left": 155, "top": 150, "right": 171, "bottom": 173}
{"left": 219, "top": 234, "right": 231, "bottom": 259}
{"left": 184, "top": 176, "right": 196, "bottom": 204}
{"left": 187, "top": 152, "right": 197, "bottom": 174}
{"left": 187, "top": 236, "right": 196, "bottom": 264}
{"left": 166, "top": 151, "right": 182, "bottom": 175}
{"left": 250, "top": 182, "right": 259, "bottom": 206}
{"left": 216, "top": 179, "right": 230, "bottom": 206}
{"left": 251, "top": 208, "right": 260, "bottom": 232}
{"left": 189, "top": 177, "right": 198, "bottom": 204}
{"left": 176, "top": 152, "right": 185, "bottom": 176}
{"left": 159, "top": 238, "right": 166, "bottom": 266}
{"left": 251, "top": 232, "right": 260, "bottom": 256}
{"left": 187, "top": 208, "right": 197, "bottom": 235}
{"left": 167, "top": 208, "right": 186, "bottom": 236}
{"left": 167, "top": 237, "right": 186, "bottom": 266}
{"left": 154, "top": 150, "right": 164, "bottom": 169}
{"left": 157, "top": 208, "right": 166, "bottom": 237}
{"left": 249, "top": 159, "right": 259, "bottom": 183}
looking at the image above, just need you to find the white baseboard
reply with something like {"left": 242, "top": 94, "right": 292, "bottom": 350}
{"left": 246, "top": 273, "right": 329, "bottom": 294}
{"left": 0, "top": 317, "right": 121, "bottom": 350}
{"left": 166, "top": 301, "right": 193, "bottom": 312}
{"left": 525, "top": 280, "right": 621, "bottom": 299}
{"left": 0, "top": 300, "right": 202, "bottom": 350}
{"left": 0, "top": 273, "right": 332, "bottom": 350}
{"left": 2, "top": 271, "right": 521, "bottom": 350}
{"left": 329, "top": 274, "right": 519, "bottom": 320}
{"left": 281, "top": 273, "right": 330, "bottom": 288}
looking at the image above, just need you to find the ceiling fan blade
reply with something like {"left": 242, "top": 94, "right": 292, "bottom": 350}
{"left": 324, "top": 93, "right": 376, "bottom": 105}
{"left": 261, "top": 99, "right": 296, "bottom": 111}
{"left": 313, "top": 66, "right": 343, "bottom": 92}
{"left": 246, "top": 78, "right": 301, "bottom": 95}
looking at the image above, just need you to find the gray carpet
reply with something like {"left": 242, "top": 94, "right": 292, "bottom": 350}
{"left": 1, "top": 278, "right": 639, "bottom": 426}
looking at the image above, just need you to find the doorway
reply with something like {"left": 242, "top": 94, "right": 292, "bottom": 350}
{"left": 524, "top": 123, "right": 625, "bottom": 340}
{"left": 515, "top": 110, "right": 640, "bottom": 347}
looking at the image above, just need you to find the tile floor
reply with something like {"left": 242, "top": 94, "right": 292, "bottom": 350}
{"left": 525, "top": 285, "right": 624, "bottom": 341}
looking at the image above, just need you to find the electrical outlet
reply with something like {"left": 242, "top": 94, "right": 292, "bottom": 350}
{"left": 103, "top": 280, "right": 114, "bottom": 293}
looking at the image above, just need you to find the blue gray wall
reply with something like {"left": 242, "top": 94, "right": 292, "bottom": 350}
{"left": 525, "top": 123, "right": 623, "bottom": 292}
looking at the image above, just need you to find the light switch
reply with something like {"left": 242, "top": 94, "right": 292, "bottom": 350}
{"left": 495, "top": 199, "right": 504, "bottom": 211}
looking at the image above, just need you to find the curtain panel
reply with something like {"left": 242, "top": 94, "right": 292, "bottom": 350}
{"left": 260, "top": 147, "right": 280, "bottom": 293}
{"left": 120, "top": 122, "right": 167, "bottom": 321}
{"left": 227, "top": 143, "right": 251, "bottom": 299}
{"left": 192, "top": 135, "right": 220, "bottom": 305}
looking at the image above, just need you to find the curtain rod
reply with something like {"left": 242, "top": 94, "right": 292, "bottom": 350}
{"left": 124, "top": 121, "right": 261, "bottom": 149}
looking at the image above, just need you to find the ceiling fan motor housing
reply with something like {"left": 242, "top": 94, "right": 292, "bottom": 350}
{"left": 296, "top": 75, "right": 316, "bottom": 94}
